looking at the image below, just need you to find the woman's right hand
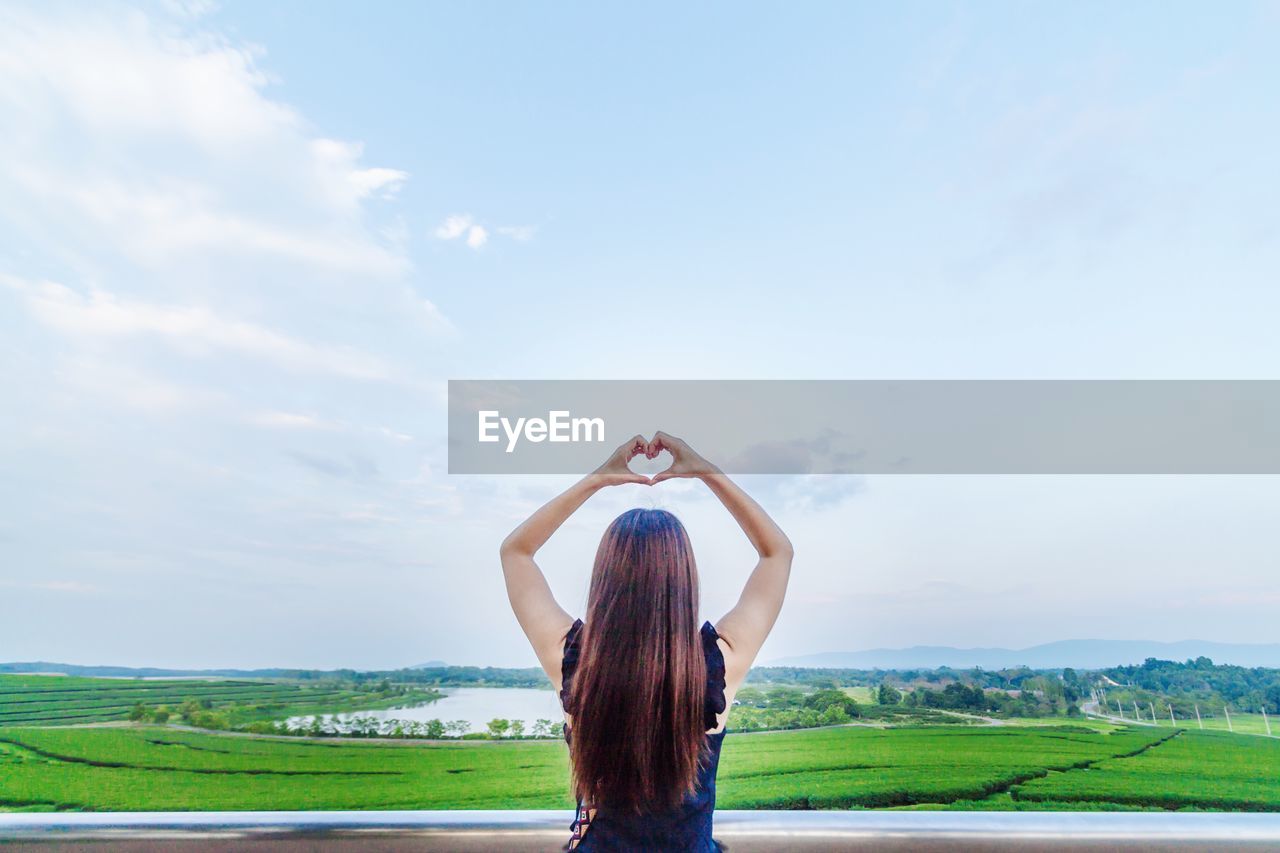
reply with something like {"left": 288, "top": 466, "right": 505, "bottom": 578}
{"left": 648, "top": 431, "right": 717, "bottom": 484}
{"left": 591, "top": 434, "right": 653, "bottom": 486}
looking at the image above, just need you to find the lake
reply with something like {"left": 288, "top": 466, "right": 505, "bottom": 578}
{"left": 286, "top": 687, "right": 564, "bottom": 733}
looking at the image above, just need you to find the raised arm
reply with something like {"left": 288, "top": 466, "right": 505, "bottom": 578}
{"left": 499, "top": 435, "right": 650, "bottom": 686}
{"left": 650, "top": 432, "right": 794, "bottom": 691}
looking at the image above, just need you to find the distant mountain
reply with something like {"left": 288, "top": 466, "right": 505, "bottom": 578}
{"left": 412, "top": 660, "right": 448, "bottom": 669}
{"left": 767, "top": 640, "right": 1280, "bottom": 670}
{"left": 0, "top": 661, "right": 302, "bottom": 678}
{"left": 0, "top": 661, "right": 440, "bottom": 678}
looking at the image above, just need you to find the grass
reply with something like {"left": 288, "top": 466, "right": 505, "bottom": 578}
{"left": 7, "top": 722, "right": 1271, "bottom": 813}
{"left": 1092, "top": 707, "right": 1277, "bottom": 737}
{"left": 842, "top": 687, "right": 877, "bottom": 704}
{"left": 715, "top": 725, "right": 1168, "bottom": 809}
{"left": 4, "top": 674, "right": 1276, "bottom": 815}
{"left": 0, "top": 674, "right": 440, "bottom": 728}
{"left": 1184, "top": 712, "right": 1275, "bottom": 737}
{"left": 0, "top": 725, "right": 571, "bottom": 812}
{"left": 1011, "top": 729, "right": 1280, "bottom": 811}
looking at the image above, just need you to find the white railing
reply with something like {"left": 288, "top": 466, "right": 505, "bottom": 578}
{"left": 3, "top": 811, "right": 1280, "bottom": 850}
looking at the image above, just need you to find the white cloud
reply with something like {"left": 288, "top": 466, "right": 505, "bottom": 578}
{"left": 10, "top": 166, "right": 410, "bottom": 275}
{"left": 495, "top": 224, "right": 537, "bottom": 241}
{"left": 311, "top": 138, "right": 409, "bottom": 203}
{"left": 158, "top": 0, "right": 220, "bottom": 21}
{"left": 0, "top": 4, "right": 416, "bottom": 277}
{"left": 434, "top": 213, "right": 475, "bottom": 240}
{"left": 56, "top": 356, "right": 227, "bottom": 413}
{"left": 0, "top": 7, "right": 293, "bottom": 145}
{"left": 4, "top": 275, "right": 394, "bottom": 381}
{"left": 434, "top": 214, "right": 533, "bottom": 250}
{"left": 246, "top": 411, "right": 335, "bottom": 430}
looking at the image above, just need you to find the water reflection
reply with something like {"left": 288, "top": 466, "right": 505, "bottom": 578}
{"left": 286, "top": 687, "right": 564, "bottom": 736}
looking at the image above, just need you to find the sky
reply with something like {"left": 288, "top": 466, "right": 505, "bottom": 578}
{"left": 2, "top": 0, "right": 1278, "bottom": 669}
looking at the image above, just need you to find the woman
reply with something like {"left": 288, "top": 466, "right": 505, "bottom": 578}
{"left": 500, "top": 431, "right": 794, "bottom": 851}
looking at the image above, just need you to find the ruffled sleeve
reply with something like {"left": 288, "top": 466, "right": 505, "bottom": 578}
{"left": 701, "top": 621, "right": 727, "bottom": 731}
{"left": 559, "top": 619, "right": 584, "bottom": 714}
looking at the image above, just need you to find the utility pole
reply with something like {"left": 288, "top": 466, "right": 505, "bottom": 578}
{"left": 1263, "top": 706, "right": 1273, "bottom": 738}
{"left": 1224, "top": 705, "right": 1233, "bottom": 733}
{"left": 1133, "top": 700, "right": 1141, "bottom": 722}
{"left": 1170, "top": 704, "right": 1176, "bottom": 727}
{"left": 1195, "top": 704, "right": 1203, "bottom": 730}
{"left": 1149, "top": 701, "right": 1157, "bottom": 725}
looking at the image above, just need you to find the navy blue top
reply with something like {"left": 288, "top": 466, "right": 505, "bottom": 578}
{"left": 559, "top": 618, "right": 728, "bottom": 852}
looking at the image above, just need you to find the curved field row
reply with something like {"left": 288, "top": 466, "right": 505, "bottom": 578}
{"left": 0, "top": 690, "right": 351, "bottom": 719}
{"left": 1012, "top": 729, "right": 1280, "bottom": 811}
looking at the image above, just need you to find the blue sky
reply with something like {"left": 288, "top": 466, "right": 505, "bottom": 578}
{"left": 2, "top": 0, "right": 1278, "bottom": 668}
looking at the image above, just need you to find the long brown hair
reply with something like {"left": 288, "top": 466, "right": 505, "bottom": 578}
{"left": 566, "top": 508, "right": 708, "bottom": 815}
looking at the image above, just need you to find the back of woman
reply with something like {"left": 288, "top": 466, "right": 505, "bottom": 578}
{"left": 500, "top": 433, "right": 794, "bottom": 852}
{"left": 560, "top": 603, "right": 727, "bottom": 850}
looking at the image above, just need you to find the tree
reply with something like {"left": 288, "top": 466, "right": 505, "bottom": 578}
{"left": 803, "top": 688, "right": 859, "bottom": 717}
{"left": 446, "top": 720, "right": 471, "bottom": 737}
{"left": 1265, "top": 685, "right": 1280, "bottom": 715}
{"left": 487, "top": 718, "right": 510, "bottom": 738}
{"left": 819, "top": 704, "right": 850, "bottom": 726}
{"left": 764, "top": 686, "right": 806, "bottom": 708}
{"left": 508, "top": 720, "right": 526, "bottom": 739}
{"left": 532, "top": 719, "right": 552, "bottom": 738}
{"left": 877, "top": 683, "right": 902, "bottom": 705}
{"left": 128, "top": 702, "right": 150, "bottom": 722}
{"left": 152, "top": 705, "right": 171, "bottom": 724}
{"left": 425, "top": 719, "right": 446, "bottom": 739}
{"left": 352, "top": 715, "right": 379, "bottom": 737}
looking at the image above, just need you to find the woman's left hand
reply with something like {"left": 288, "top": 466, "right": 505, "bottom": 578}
{"left": 590, "top": 434, "right": 652, "bottom": 486}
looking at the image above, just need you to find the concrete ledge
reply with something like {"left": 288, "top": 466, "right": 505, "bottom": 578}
{"left": 3, "top": 811, "right": 1280, "bottom": 851}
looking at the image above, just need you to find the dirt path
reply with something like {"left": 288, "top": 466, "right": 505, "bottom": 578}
{"left": 935, "top": 709, "right": 1007, "bottom": 726}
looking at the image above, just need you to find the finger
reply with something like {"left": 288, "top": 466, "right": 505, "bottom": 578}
{"left": 626, "top": 435, "right": 646, "bottom": 460}
{"left": 652, "top": 432, "right": 669, "bottom": 455}
{"left": 651, "top": 469, "right": 676, "bottom": 484}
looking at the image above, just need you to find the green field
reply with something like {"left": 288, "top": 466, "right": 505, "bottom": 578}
{"left": 842, "top": 686, "right": 877, "bottom": 704}
{"left": 1176, "top": 712, "right": 1273, "bottom": 737}
{"left": 3, "top": 722, "right": 1277, "bottom": 813}
{"left": 0, "top": 674, "right": 441, "bottom": 728}
{"left": 1012, "top": 729, "right": 1280, "bottom": 811}
{"left": 4, "top": 673, "right": 1277, "bottom": 814}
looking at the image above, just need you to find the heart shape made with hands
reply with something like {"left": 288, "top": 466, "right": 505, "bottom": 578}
{"left": 627, "top": 440, "right": 673, "bottom": 481}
